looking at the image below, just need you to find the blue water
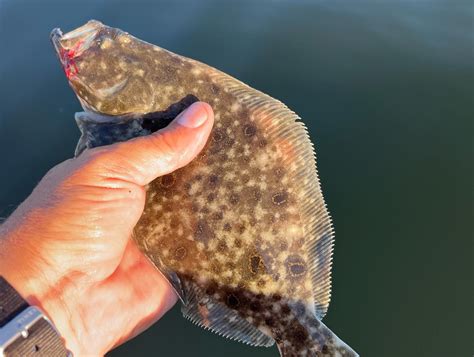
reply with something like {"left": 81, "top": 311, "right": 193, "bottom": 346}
{"left": 0, "top": 1, "right": 472, "bottom": 356}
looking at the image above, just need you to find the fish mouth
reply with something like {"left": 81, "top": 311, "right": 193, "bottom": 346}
{"left": 50, "top": 20, "right": 103, "bottom": 79}
{"left": 50, "top": 27, "right": 65, "bottom": 57}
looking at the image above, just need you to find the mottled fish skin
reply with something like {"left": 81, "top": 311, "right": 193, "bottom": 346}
{"left": 51, "top": 20, "right": 358, "bottom": 356}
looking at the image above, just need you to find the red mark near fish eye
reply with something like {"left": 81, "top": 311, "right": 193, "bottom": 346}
{"left": 60, "top": 39, "right": 84, "bottom": 79}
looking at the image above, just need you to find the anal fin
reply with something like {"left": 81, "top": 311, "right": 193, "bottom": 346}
{"left": 181, "top": 281, "right": 274, "bottom": 347}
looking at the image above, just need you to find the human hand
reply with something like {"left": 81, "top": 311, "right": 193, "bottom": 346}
{"left": 0, "top": 102, "right": 214, "bottom": 356}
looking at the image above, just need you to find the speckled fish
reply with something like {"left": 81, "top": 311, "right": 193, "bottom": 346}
{"left": 51, "top": 20, "right": 357, "bottom": 357}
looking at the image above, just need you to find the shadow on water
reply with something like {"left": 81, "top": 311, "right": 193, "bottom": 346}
{"left": 0, "top": 1, "right": 472, "bottom": 356}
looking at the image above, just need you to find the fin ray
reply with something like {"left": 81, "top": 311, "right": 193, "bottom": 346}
{"left": 207, "top": 69, "right": 335, "bottom": 319}
{"left": 181, "top": 282, "right": 275, "bottom": 347}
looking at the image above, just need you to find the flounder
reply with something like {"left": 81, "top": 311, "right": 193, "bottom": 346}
{"left": 51, "top": 20, "right": 358, "bottom": 356}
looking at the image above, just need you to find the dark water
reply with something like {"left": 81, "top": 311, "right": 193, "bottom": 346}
{"left": 0, "top": 1, "right": 472, "bottom": 356}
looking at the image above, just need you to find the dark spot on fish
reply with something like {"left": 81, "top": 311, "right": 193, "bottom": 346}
{"left": 169, "top": 219, "right": 179, "bottom": 228}
{"left": 212, "top": 212, "right": 224, "bottom": 221}
{"left": 217, "top": 241, "right": 227, "bottom": 252}
{"left": 174, "top": 246, "right": 187, "bottom": 260}
{"left": 219, "top": 153, "right": 230, "bottom": 164}
{"left": 281, "top": 305, "right": 291, "bottom": 315}
{"left": 243, "top": 124, "right": 257, "bottom": 137}
{"left": 226, "top": 294, "right": 240, "bottom": 308}
{"left": 160, "top": 173, "right": 175, "bottom": 188}
{"left": 253, "top": 188, "right": 262, "bottom": 202}
{"left": 224, "top": 137, "right": 235, "bottom": 148}
{"left": 208, "top": 174, "right": 219, "bottom": 187}
{"left": 241, "top": 174, "right": 250, "bottom": 183}
{"left": 207, "top": 193, "right": 215, "bottom": 202}
{"left": 223, "top": 223, "right": 232, "bottom": 232}
{"left": 210, "top": 84, "right": 220, "bottom": 94}
{"left": 211, "top": 262, "right": 222, "bottom": 274}
{"left": 285, "top": 255, "right": 307, "bottom": 278}
{"left": 249, "top": 255, "right": 264, "bottom": 274}
{"left": 272, "top": 294, "right": 282, "bottom": 301}
{"left": 249, "top": 300, "right": 262, "bottom": 312}
{"left": 322, "top": 345, "right": 329, "bottom": 354}
{"left": 195, "top": 220, "right": 214, "bottom": 243}
{"left": 265, "top": 317, "right": 275, "bottom": 327}
{"left": 205, "top": 283, "right": 218, "bottom": 296}
{"left": 295, "top": 237, "right": 305, "bottom": 249}
{"left": 210, "top": 262, "right": 220, "bottom": 274}
{"left": 272, "top": 191, "right": 288, "bottom": 205}
{"left": 291, "top": 325, "right": 308, "bottom": 343}
{"left": 273, "top": 329, "right": 285, "bottom": 344}
{"left": 212, "top": 128, "right": 225, "bottom": 142}
{"left": 229, "top": 193, "right": 239, "bottom": 205}
{"left": 234, "top": 238, "right": 242, "bottom": 248}
{"left": 275, "top": 167, "right": 285, "bottom": 178}
{"left": 257, "top": 279, "right": 266, "bottom": 287}
{"left": 222, "top": 276, "right": 233, "bottom": 285}
{"left": 294, "top": 302, "right": 306, "bottom": 318}
{"left": 241, "top": 155, "right": 250, "bottom": 163}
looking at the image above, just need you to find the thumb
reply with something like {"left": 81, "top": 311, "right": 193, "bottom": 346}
{"left": 96, "top": 101, "right": 214, "bottom": 186}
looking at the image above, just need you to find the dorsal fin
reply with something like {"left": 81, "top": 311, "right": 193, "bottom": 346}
{"left": 206, "top": 68, "right": 335, "bottom": 319}
{"left": 181, "top": 281, "right": 274, "bottom": 347}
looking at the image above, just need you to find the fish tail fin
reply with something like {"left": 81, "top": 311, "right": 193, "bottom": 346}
{"left": 277, "top": 314, "right": 358, "bottom": 357}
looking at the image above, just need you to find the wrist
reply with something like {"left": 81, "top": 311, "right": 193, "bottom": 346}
{"left": 0, "top": 224, "right": 78, "bottom": 355}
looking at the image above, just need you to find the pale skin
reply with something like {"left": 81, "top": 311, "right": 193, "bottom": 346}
{"left": 0, "top": 102, "right": 214, "bottom": 356}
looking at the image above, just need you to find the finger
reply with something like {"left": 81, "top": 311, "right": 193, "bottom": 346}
{"left": 96, "top": 101, "right": 214, "bottom": 186}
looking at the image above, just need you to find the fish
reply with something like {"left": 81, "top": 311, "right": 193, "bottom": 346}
{"left": 51, "top": 20, "right": 358, "bottom": 357}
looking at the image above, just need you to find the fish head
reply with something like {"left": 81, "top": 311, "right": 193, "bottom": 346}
{"left": 51, "top": 20, "right": 156, "bottom": 116}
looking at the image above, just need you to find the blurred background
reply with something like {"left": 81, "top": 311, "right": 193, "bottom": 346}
{"left": 0, "top": 1, "right": 472, "bottom": 356}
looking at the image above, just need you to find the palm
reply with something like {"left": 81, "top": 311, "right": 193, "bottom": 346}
{"left": 57, "top": 174, "right": 175, "bottom": 354}
{"left": 5, "top": 152, "right": 177, "bottom": 355}
{"left": 82, "top": 239, "right": 174, "bottom": 354}
{"left": 0, "top": 102, "right": 213, "bottom": 356}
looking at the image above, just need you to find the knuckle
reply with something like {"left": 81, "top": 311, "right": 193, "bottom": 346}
{"left": 148, "top": 131, "right": 177, "bottom": 155}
